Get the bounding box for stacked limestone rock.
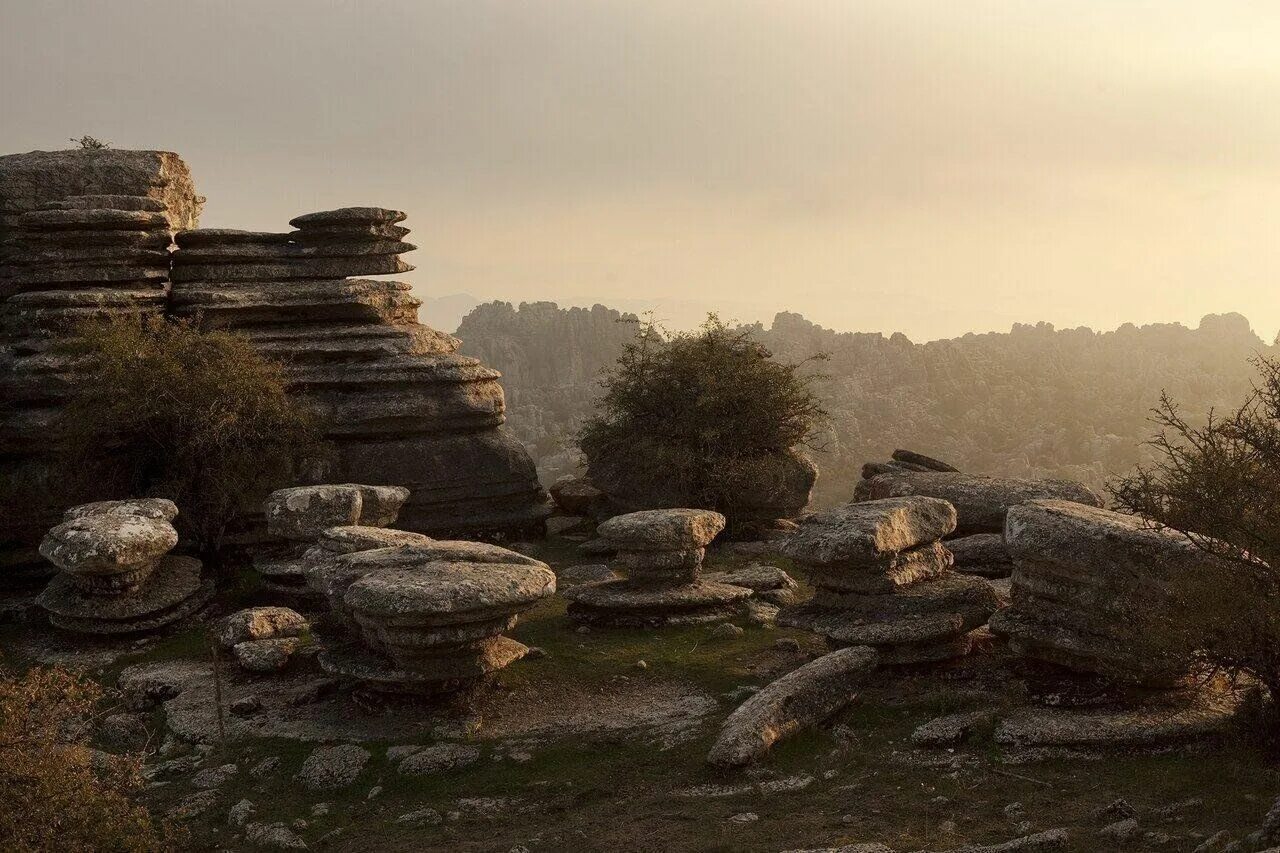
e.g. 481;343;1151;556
989;499;1258;747
218;606;312;674
855;450;1102;579
36;499;212;634
170;208;548;538
256;483;414;600
309;541;555;695
563;509;754;626
0;149;201;581
779;497;1000;664
0;197;176;579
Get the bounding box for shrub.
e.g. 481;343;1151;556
1110;355;1280;700
58;315;326;565
69;135;110;150
579;314;828;519
0;663;179;851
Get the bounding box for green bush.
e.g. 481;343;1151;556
579;314;828;519
58;315;325;565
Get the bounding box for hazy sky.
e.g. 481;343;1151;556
3;1;1279;340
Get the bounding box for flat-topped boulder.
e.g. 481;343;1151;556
321;553;554;694
314;525;432;554
289;207;406;227
597;509;727;552
858;471;1103;535
39;500;180;592
784;497;957;566
264;484;409;541
991;499;1256;684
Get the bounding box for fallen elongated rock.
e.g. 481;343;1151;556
784;498;957;566
707;646;878;767
858;472;1102;535
891;449;959;473
702;563;798;605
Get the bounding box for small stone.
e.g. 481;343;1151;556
1100;818;1140;843
244;821;308;850
233;637;302;673
774;638;802;652
728;812;759;823
634;660;649;671
295;744;370;790
191;763;238;789
310;803;330;817
1094;798;1137;822
397;743;481;776
711;623;745;640
230;696;262;717
396;808;443;826
366;786;383;800
250;756;281;778
219;607;308;648
228;799;256;827
524;646;547;659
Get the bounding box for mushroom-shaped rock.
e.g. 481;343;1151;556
597;509;726;552
324;556;555;691
784;497;957;567
707;646;878;767
40;505;179;592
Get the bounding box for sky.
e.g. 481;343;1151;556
3;1;1279;340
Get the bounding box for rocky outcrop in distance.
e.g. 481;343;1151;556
455;301;1272;504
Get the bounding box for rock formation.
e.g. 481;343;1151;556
0;149;200;583
170;208;549;538
854;452;1103;579
307;540;555;695
988;499;1259;747
218;606;311;673
256;483;413;599
563;508;755;626
707;645;878;767
36;498;212;634
778;497;1000;663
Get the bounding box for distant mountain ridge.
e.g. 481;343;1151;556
457;301;1271;505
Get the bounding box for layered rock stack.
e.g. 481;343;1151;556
256;483;413;600
0;149;200;583
779;497;1000;663
170;208;549;539
855;451;1103;579
308;541;555;695
988;499;1259;747
563;509;754;626
35;498;212;634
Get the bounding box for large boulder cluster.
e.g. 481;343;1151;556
855;451;1104;579
563;508;754;626
169;207;549;538
35;498;212;634
779;497;1000;663
251;480;557;695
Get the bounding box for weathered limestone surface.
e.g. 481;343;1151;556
315;543;556;694
990;499;1255;683
947;533;1014;578
707;646;878;767
35;500;211;634
856;471;1103;535
565;509;753;627
0;151;200;582
779;498;998;663
171;208;548;538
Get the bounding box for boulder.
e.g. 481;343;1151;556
707;646;878;767
858;472;1102;535
784;498;957;566
219;607;309;648
597;508;727;551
